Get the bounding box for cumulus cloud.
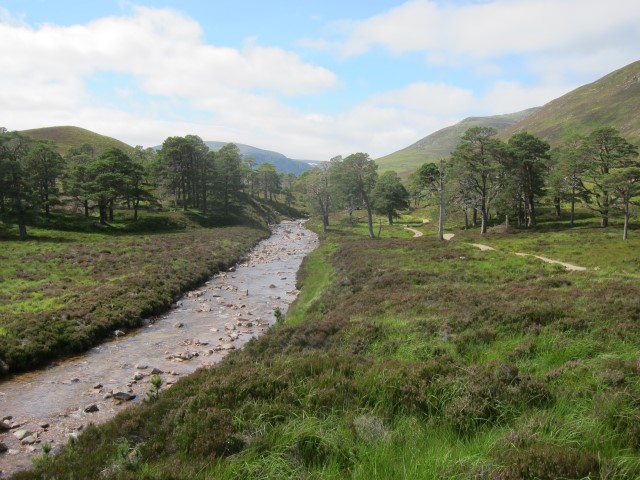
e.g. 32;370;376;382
0;6;338;119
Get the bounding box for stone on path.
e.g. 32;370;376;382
112;392;136;402
84;404;99;413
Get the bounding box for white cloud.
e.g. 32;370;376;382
334;0;640;59
0;6;339;119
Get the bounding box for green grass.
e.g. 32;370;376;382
0;206;287;374
14;207;640;480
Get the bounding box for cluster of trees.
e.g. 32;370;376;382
409;126;639;239
297;153;410;238
297;126;638;242
0;129;295;239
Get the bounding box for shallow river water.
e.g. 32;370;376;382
0;220;318;477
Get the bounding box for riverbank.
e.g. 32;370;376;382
0;220;318;477
0;206;292;376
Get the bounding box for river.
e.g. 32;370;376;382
0;219;318;477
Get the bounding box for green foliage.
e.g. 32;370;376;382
371;170;409;225
146;374;163;402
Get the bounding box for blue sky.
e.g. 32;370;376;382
1;1;639;160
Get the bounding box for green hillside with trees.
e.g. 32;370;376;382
499;60;640;146
375;108;539;177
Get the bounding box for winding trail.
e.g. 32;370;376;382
514;252;587;271
403;226;424;238
468;243;586;271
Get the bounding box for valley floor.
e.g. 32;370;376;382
9;209;640;479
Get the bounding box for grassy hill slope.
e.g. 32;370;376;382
499;60;640;146
19;126;136;156
376;108;539;177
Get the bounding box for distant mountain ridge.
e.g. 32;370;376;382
18;126;316;175
204;141;317;174
498;60;640;146
375;108;540;177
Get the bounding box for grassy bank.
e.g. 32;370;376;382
0;199;303;375
13;210;640;479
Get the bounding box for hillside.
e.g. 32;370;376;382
205;141;317;174
499;60;640;146
19;126;136;156
376;108;539;177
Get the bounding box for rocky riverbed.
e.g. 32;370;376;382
0;220;318;477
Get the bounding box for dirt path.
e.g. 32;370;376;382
403;226;424;238
514;252;587;271
467;243;586;271
471;243;496;251
408;229;585;271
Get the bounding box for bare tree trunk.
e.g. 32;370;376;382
570;186;575;226
623;202;629;240
527;196;536;227
438;184;444;241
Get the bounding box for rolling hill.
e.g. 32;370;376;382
204;141;317;174
498;60;640;146
375;108;539;177
19;126;136;156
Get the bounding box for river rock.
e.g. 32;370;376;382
135;364;148;370
0;442;7;453
173;322;184;328
112;392;136;402
84;404;99;413
113;330;125;337
13;429;31;441
150;367;163;375
93;383;103;389
198;303;212;312
0;421;10;431
39;422;50;429
21;435;37;445
0;359;9;374
133;372;145;381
